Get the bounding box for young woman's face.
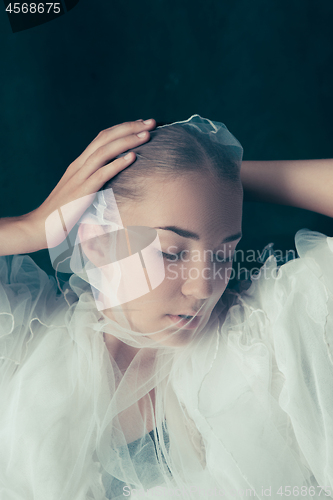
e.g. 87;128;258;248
97;171;243;345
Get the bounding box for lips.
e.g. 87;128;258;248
174;312;202;318
167;314;202;329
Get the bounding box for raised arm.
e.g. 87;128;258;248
0;119;156;257
241;159;333;219
0;214;43;256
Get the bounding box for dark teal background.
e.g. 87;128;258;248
0;0;332;279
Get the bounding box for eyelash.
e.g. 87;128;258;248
160;251;234;263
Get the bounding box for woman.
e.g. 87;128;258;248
0;115;332;499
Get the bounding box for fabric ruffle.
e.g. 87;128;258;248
171;228;333;499
0;228;333;499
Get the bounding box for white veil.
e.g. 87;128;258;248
2;116;333;499
46;114;244;499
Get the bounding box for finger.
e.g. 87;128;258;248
76;130;152;182
47;121;155;195
96;119;156;146
78;119;156;166
82;152;137;193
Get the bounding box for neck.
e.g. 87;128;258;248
103;331;142;371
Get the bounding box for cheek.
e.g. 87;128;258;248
162;263;184;289
212;262;234;292
163;261;233;293
129;275;178;314
225;263;234;282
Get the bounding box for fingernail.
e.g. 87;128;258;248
137;131;147;138
143;119;154;125
124;153;132;160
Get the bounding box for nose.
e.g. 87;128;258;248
180;260;217;300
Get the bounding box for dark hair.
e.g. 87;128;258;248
99;124;242;204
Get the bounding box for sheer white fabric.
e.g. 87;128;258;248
0;228;333;499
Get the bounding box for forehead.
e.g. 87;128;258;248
116;173;243;236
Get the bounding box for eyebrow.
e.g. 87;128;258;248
155;226;242;243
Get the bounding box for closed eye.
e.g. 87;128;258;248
159;251;235;263
161;251;182;261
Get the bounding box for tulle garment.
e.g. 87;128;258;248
0;228;333;499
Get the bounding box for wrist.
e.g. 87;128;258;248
21;210;48;252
